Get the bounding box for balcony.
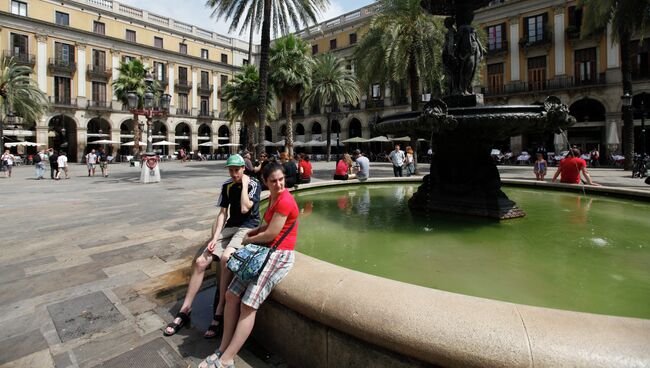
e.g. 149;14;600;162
48;58;76;75
486;40;508;57
3;50;35;67
294;110;305;117
365;99;385;109
219;111;228;119
198;83;213;95
86;64;112;81
519;30;552;50
392;95;409;106
565;25;581;40
175;79;192;91
175;108;191;116
155;78;169;90
86;100;111;110
198;110;214;119
49;96;77;107
483;73;608;97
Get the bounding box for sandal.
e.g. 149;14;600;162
163;311;190;336
198;352;231;368
203;314;224;339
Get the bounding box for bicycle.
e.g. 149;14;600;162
631;153;649;178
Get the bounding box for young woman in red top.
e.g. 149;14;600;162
297;153;313;183
200;162;299;368
333;153;356;180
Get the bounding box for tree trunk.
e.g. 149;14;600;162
246;121;255;153
326;113;332;162
247;5;256;63
256;0;271;157
408;52;420;172
132;114;141;157
285;99;294;157
621;30;634;170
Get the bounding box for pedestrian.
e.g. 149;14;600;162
48;149;59;179
279;152;298;188
590;148;600;167
352;149;370;181
199;162;299;368
333;153;356;180
552;148;597;185
405;146;415;176
98;148;109;177
86;149;98;177
1;150;16;178
533;152;547;181
164;154;261;339
56;151;69;180
242;151;255;177
388;144;406;177
34;149;46;180
297;153;312;184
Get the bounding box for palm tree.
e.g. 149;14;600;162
269;34;312;156
354;0;443;113
303;53;360;161
581;0;650;170
222;64;274;152
112;59;159;156
0;56;48;149
206;0;327;156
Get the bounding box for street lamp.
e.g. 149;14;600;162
324;105;333;162
621;92;634;169
640;92;647;156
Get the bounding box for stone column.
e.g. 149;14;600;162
168;63;175;106
35;123;49;149
509;18;520;81
606;22;620;69
553;7;565;76
111;129;121;157
77;127;87;163
510;135;523;155
191;67;198;115
76;44;87;106
36;34;48;94
212;72;219;116
191;124;199;154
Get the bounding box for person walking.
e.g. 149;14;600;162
388;144;406;177
86;149;98;177
98;148;109;177
164;154;261;339
352;149;370;181
199;162;299;368
48;149;59;179
1;150;16;178
405;146;415;176
56;151;69;180
34;149;46;180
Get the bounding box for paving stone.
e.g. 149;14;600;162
77;236;130;249
52;352;73;368
0;349;55;368
134;311;166;336
96;337;186;368
89;236;188;267
70;324;143;368
0;330;49;365
0;312;47;340
47;291;126;343
0;256;57;285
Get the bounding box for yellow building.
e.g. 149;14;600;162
475;0;650;158
1;0;253;161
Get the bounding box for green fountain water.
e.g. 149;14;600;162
292;184;650;319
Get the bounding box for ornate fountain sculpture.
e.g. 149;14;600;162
374;0;575;219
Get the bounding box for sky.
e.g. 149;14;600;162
120;0;376;42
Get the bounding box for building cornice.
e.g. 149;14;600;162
474;0;569;24
0;12;242;74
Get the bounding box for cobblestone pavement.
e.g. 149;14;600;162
0;159;647;367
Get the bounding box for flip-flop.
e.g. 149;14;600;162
203;315;224;339
163;311;190;336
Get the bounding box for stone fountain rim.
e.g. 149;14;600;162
260;178;650;368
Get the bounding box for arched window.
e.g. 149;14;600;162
569;98;606;122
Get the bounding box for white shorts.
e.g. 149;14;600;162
209;227;250;258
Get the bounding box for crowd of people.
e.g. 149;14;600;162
1;148;112;180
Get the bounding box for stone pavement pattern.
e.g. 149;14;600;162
0;160;647;367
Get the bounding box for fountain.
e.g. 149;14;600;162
374;0;575;219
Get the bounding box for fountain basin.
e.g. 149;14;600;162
251;179;650;368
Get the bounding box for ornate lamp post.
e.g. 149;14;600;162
126;75;171;183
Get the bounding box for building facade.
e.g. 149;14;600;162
1;0;254;161
475;0;650;158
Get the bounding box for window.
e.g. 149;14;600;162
55;42;75;65
92;82;107;102
10;33;28;57
487;24;504;51
122;55;135;63
54;76;71;103
527;56;546;91
568;6;583;29
11;1;27;16
154;37;163;48
201;49;209;59
220;53;228;63
330;39;337;50
179;43;188;54
55;11;69;26
349;33;357;45
631;40;650;79
575;48;597;85
526;14;547;43
312;44;318;55
154;61;166;81
93;21;105;35
178;66;188;83
201;71;209;86
92;49;106;70
200;97;209;115
487;63;504;94
220;75;228;98
125;29;136;42
371;83;381;99
177;93;189;111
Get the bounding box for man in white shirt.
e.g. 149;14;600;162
86;149;98;177
388;144;405;177
56;151;69;180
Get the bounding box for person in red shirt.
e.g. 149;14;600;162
333;153;356;180
200;162;299;368
552;148;597;185
297;153;313;183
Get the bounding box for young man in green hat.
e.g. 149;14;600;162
164;154;262;338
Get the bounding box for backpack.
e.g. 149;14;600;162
33;153;42;164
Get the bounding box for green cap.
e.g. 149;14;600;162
225;154;245;167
